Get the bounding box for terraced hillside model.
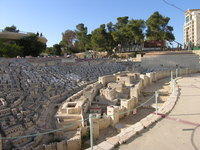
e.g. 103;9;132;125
0;51;200;149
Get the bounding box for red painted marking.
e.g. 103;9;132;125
153;112;200;126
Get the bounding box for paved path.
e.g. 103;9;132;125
118;74;200;150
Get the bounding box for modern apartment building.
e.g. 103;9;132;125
184;9;200;48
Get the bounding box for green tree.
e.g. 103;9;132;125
3;25;19;32
60;29;78;54
111;17;145;52
111;17;130;51
91;24;110;51
75;23;90;51
115;16;129;29
106;22;115;32
111;17;133;51
0;40;23;57
111;25;132;50
17;34;46;57
146;11;175;42
44;47;54;55
128;19;145;43
106;22;116;51
53;44;62;56
58;12;175;53
61;30;76;48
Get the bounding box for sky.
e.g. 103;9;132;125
0;0;199;47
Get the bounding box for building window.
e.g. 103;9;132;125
186;16;190;23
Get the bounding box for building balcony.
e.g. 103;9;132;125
0;30;47;43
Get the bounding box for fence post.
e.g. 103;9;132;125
155;91;158;115
176;68;178;78
89;114;93;150
173;79;176;93
171;71;173;81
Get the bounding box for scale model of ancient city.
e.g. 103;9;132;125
0;5;200;150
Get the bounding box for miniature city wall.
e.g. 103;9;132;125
51;68;199;150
